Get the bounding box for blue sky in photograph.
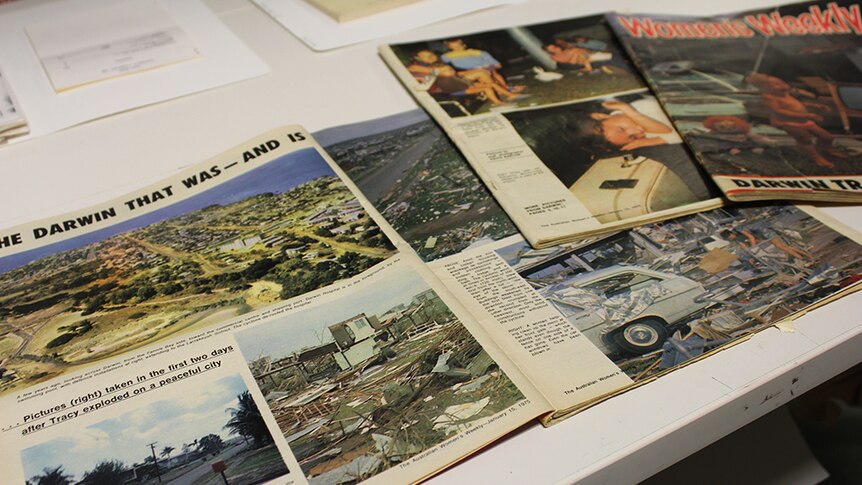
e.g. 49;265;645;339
234;263;431;362
0;147;334;273
20;374;249;481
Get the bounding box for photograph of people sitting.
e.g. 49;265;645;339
671;68;862;178
745;71;844;169
391;16;644;116
440;38;525;94
544;36;615;73
407;50;527;107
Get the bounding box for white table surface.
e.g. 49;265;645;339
1;0;860;483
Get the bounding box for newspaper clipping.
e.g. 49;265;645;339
7;116;862;483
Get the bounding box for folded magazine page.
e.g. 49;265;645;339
608;0;862;202
0;126;547;484
319;110;862;424
380;15;723;249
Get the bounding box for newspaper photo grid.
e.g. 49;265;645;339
3;121;862;484
317;109;862;424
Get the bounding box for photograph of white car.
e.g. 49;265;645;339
497;204;862;381
540;265;709;355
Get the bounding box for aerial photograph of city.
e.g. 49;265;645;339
0;148;396;395
316;111;518;261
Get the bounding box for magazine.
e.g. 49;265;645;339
379;15;724;249
608;0;862;202
4;120;862;484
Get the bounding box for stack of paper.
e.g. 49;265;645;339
0;0;269;141
305;0;424;22
0;68;28;144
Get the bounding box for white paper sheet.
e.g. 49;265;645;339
0;68;23;128
306;0;425;22
0;0;269;139
26;1;201;92
254;0;524;51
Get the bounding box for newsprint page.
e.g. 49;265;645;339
379;15;723;249
0;127;552;485
608;0;862;203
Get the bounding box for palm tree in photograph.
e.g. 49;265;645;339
160;445;175;466
79;460;126;485
28;466;73;485
197;434;225;456
224;390;272;448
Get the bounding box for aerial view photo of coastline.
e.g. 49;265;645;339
0;148;395;395
317;111;517;261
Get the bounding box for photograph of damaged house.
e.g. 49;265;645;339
498;204;862;381
234;265;524;484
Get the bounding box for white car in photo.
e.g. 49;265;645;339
541;265;709;355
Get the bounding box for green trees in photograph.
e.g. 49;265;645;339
27;466;73;485
224;391;271;449
78;460;126;485
197;434;225;456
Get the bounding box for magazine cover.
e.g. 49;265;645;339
608;0;862;202
380;15;723;249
